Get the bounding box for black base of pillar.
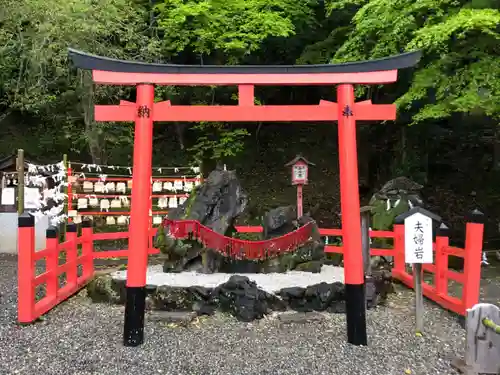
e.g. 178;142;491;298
123;286;146;347
345;283;368;346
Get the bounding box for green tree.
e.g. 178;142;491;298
326;0;500;122
0;0;161;161
153;0;319;168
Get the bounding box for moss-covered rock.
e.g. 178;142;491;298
86;273;125;304
293;261;323;273
325;253;343;266
152;286;197;311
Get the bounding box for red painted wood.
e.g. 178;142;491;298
296;184;303;218
92;70;398;86
462;222;484;311
337;84;364;285
17;225;35;323
392;270;464;315
95;103;396;122
434;235;450;295
238;85;255;106
127;84;155;288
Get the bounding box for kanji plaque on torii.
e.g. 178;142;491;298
93;93;396;122
68;48;421;348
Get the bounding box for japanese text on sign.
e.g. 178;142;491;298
413;221;424;260
293;165;307;181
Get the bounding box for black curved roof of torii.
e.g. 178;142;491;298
68;48;422;74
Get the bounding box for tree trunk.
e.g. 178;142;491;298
174;122;185;150
493;124;500;171
80;71;107;164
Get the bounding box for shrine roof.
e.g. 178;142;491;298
285;155;316;167
68;48;421;75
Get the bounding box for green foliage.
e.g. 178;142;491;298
155;0;316;62
0;0;161;159
328;0;500;123
188;122;249;162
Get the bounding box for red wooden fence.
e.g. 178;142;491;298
17;214;483;323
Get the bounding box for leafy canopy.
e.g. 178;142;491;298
328;0;500;123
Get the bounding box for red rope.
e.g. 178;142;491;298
161;219;315;260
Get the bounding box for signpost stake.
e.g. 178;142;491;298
296;184;303;218
413;263;424;333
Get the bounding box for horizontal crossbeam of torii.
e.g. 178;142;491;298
95;97;395;122
68;48;421;349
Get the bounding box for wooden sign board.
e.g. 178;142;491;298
292;162;308;185
404;212;433;264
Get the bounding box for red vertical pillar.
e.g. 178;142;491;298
462;209;484;312
81;218;94;280
337;84;367;346
123;83;155;347
18;213;35;323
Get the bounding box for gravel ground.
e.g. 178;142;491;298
112;264;345;293
2;254;499;375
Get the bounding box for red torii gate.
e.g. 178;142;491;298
68;48;421;347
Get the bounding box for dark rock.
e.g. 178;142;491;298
262;206;297;239
327;301;346;314
258;211;326;273
372;270;395;304
278;282;345;312
155;173;325;274
155;167;248;273
277;311;327;324
153;286;197;311
149;311;197;325
86;273;125;304
365;276;379;308
193;301;217;316
211;275;286;321
187;285;212;301
86;272;393;321
278;287;305;299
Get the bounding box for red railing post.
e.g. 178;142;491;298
81;218;94;279
66;222;78;287
434;223;450;296
392;224;405;277
18;213;35;323
462;209;484;312
45;226;59;303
